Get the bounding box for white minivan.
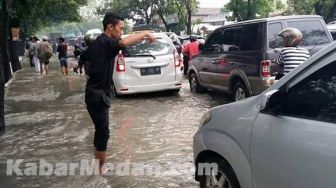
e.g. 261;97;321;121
111;33;183;96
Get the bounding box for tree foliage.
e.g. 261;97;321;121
223;0;283;21
287;0;336;23
10;0;88;34
99;0;198;34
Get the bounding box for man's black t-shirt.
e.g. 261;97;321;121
85;33;121;106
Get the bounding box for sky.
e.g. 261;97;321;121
198;0;228;8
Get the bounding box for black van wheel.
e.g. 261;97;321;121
189;73;206;93
198;157;241;188
233;82;249;101
111;82;119;98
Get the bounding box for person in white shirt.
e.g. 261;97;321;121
30;36;40;73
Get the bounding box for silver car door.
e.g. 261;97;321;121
251;60;336;188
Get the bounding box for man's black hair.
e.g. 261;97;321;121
103;12;124;31
59;37;65;42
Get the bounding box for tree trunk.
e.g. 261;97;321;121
0;46;5;134
0;0;11;133
314;1;323;16
247;0;252;20
187;8;192;35
145;10;150;24
158;10;169;31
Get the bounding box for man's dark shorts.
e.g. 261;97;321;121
60;58;68;67
86;101;110;151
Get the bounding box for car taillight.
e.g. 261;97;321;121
174;49;182;67
261;60;271;77
116;51;125;72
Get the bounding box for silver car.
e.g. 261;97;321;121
193;42;336;188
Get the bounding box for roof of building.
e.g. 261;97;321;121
194;8;222;16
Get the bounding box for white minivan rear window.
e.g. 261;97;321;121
125;38;172;56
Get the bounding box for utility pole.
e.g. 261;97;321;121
0;0;13;134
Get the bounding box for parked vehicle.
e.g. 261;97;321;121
85;28;102;38
327;23;336;40
193;41;336;188
179;35;205;45
188;15;333;101
67;37;81;57
49;32;62;41
165;32;183;54
111;32;183;96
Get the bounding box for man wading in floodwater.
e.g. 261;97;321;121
84;12;155;174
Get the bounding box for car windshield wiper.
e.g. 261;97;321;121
133;54;156;59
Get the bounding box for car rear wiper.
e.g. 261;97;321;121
133;54;156;59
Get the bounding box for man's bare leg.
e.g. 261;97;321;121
95;150;107;174
61;66;66;75
41;63;46;74
45;64;49;74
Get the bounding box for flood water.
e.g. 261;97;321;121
0;57;231;188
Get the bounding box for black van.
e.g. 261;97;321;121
188;15;333;101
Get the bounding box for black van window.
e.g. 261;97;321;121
222;29;241;52
268;22;283;49
331;31;336;41
240;24;261;51
287;20;330;46
204;31;222;52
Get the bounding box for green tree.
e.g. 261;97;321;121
223;0;279;21
99;0;198;34
99;0;157;24
287;0;336;23
152;0;198;34
10;0;88;34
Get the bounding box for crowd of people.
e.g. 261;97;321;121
26;35;86;76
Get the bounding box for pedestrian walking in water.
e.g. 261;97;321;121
84;12;155;174
30;36;40;73
27;36;35;68
182;35;200;75
37;36;53;74
57;37;68;75
52;40;58;55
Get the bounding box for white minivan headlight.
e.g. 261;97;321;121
199;111;212;128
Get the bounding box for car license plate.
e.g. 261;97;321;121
140;67;161;76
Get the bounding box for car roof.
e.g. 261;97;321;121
179;35;204;39
215;15;323;31
327;24;336;31
123;32;169;38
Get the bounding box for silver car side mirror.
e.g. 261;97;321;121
259;90;279;111
259;89;285;116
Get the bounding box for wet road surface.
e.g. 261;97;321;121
0;57;232;188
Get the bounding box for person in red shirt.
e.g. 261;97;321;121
182;35;200;74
